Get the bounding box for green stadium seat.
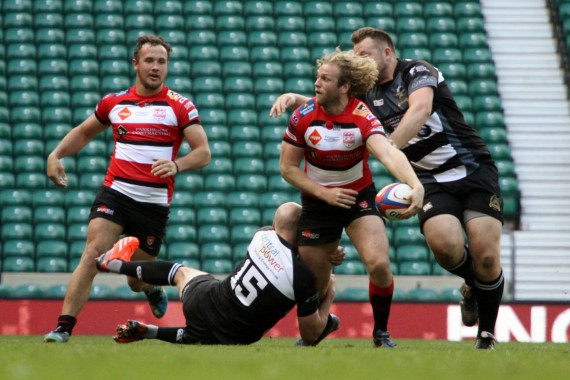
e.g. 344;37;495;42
230;225;258;244
45;284;68;299
37;257;68;273
425;2;453;17
463;47;494;64
252;61;283;79
446;79;468;96
201;242;232;261
14;156;45;173
254;78;285;94
231;141;263;159
468;80;498;96
256;94;281;111
67;206;90;225
336;16;365;33
226;191;259;208
4;28;35;44
224;77;254;93
396;245;429;263
230;125;260;142
437;62;466;80
34;222;66;241
236;174;268;192
64;190;96;208
246;16;275;32
215;15;245;31
198;224;230;244
41;91;70;107
167;224;197;242
34;206;66;224
305;16;335;33
432;262;448;276
275;16;304;32
193;191;226;208
274;1;303;16
7;43;37;60
2;257;35;272
280;47;310;63
398;32;428;49
13;284;46;297
277;31;307;48
2;237;35;259
167;241;200;261
234;157;264;175
399;261;431;276
250;46;280;62
499;176;520;197
454;2;483;18
8;75;38;91
334;1;362;17
337;287;368;302
113;285;146;300
394;226;425;246
90;284;114;299
201;259;234;274
213;0;242;15
201;157;233;175
432;47;463;64
402;47;432;61
495;160;516;177
397;17;426;33
0;156;13;173
457;17;485;33
439;287;461;301
232;242;250;262
263;142;284;159
197;207;228;225
244;1;273;16
479;127;508;144
394;2;423;17
229;208;262;226
429;32;459;49
0;189;32;207
204;174;235;192
1;206;32;224
475;111;505;129
0;173;16;188
202;124;229;141
16;172;48;189
176;173;204;191
407;288;439;301
334;260;367;275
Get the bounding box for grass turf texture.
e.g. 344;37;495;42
1;336;568;380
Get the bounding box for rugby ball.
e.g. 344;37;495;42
375;183;412;221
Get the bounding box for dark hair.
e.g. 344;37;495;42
351;27;396;51
133;35;172;61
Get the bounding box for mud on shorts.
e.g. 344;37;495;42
418;163;504;231
89;186;169;256
298;184;382;246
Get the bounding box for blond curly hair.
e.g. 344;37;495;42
317;48;379;98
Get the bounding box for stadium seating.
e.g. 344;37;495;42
0;1;515;284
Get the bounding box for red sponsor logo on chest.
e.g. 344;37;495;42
309;130;322;145
118;108;131;120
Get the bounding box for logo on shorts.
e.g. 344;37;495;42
489;194;502;212
96;205;114;215
301;230;319;239
146;236;155;247
136;266;143;280
423;202;433;212
359;200;369;209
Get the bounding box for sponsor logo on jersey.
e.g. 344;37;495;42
118;107;132;120
167;90;183;101
373;99;384;107
299;100;316;116
96;205;114;215
117;125;129;136
113;89;130;97
285;128;297;142
395;85;408;108
352;102;370;117
301;230;319;239
409;65;429;76
291;113;299;126
309;129;322;145
153;107;166;121
417;125;432;138
188;109;198;120
343;131;355;148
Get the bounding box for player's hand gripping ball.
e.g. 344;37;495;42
375;183;412;220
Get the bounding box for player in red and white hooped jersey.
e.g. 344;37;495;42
44;35;211;344
95;85;201;205
277;49;423;348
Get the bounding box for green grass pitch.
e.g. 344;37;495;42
0;336;568;380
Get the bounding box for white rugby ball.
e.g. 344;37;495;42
375;183;412;221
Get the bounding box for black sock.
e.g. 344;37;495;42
156;327;186;344
119;261;182;286
447;246;475;287
369;280;394;332
474;271;504;336
56;315;77;335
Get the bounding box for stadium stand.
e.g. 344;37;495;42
0;0;522;302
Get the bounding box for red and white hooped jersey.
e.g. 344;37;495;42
94;85;201;205
283;97;386;194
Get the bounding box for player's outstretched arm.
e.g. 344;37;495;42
269;93;310;117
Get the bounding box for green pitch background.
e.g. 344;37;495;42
0;336;568;380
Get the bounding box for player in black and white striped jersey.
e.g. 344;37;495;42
96;202;342;346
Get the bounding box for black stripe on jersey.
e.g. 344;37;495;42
402;131;449;162
309;120;359;129
305;155;363;172
117;139;174;147
117;100;170;107
114;176;168;189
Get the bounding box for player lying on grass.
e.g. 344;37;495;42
96;202;342;346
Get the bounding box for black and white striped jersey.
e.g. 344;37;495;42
361;59;494;184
